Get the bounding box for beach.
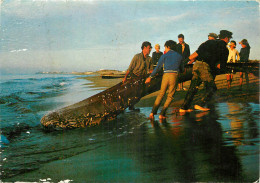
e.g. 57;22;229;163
2;72;259;182
2;0;260;182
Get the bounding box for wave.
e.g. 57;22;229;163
28;78;38;81
41;81;68;90
59;82;67;86
26;91;40;95
1;81;21;85
0;93;26;105
1;75;70;86
0;93;35;115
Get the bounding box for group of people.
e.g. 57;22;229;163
151;34;191;91
226;39;251;89
122;30;251;120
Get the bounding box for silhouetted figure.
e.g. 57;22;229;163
176;34;190;91
239;39;251;90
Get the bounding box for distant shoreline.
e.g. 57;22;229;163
35;69;126;76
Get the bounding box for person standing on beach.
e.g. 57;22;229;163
208;33;218;40
151;44;163;68
145;40;182;119
123;41;153;110
226;40;240;89
176;34;190;91
180;30;232;112
239;39;251;89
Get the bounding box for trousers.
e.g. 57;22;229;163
181;61;217;110
151;73;178;116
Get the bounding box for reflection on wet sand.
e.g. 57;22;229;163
144;108;243;182
227;103;244;146
226;103;258;146
3;103;258;182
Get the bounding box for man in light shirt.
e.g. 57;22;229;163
226;40;240;89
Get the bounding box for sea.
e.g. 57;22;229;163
0;74;259;182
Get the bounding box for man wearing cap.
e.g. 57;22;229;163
123;41;153;110
208;33;218;40
239;39;251;89
180;30;232;112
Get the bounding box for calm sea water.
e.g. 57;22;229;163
0;74;259;182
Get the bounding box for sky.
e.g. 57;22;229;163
0;0;259;74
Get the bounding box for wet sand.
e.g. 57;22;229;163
79;75;123;89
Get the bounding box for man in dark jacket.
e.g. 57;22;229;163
180;30;232;112
239;39;251;89
151;44;163;68
176;34;190;90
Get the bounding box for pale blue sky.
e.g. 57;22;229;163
0;0;259;74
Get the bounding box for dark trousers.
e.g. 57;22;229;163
181;61;217;110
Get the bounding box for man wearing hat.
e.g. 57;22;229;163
180;30;232;112
123;41;153;110
208;33;218;40
239;39;251;89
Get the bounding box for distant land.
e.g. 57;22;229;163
36;71;96;75
36;69;126;78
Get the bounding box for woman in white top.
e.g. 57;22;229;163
227;40;240;89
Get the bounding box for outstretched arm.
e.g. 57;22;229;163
123;56;137;83
145;56;164;84
236;50;240;62
122;70;130;83
188;52;198;64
